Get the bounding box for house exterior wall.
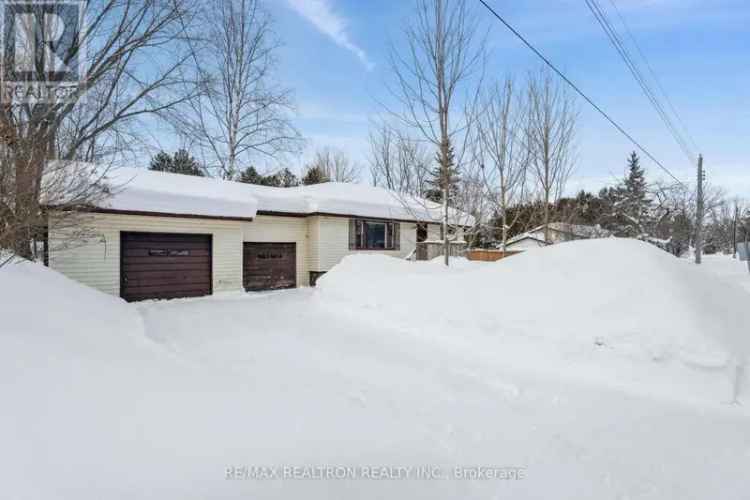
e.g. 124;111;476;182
427;224;441;241
240;215;309;287
308;216;422;272
48;212;244;296
506;237;547;251
49;211;442;296
529;229;564;244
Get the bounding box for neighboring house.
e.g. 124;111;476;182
48;167;471;301
504;223;611;252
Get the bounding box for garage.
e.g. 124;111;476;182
120;232;212;302
243;242;296;291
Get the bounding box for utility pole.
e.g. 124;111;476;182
694;154;705;265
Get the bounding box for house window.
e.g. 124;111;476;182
349;219;400;250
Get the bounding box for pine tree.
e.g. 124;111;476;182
238;166;264;185
619;151;651;237
149;151;173;173
301;166;330;185
149;149;205;177
277;168;300;187
424;143;460;204
599;152;652;237
171;149;205;177
238;166;300;187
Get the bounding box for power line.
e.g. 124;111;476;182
585;0;696;165
476;0;687;187
605;0;699;154
585;0;695;162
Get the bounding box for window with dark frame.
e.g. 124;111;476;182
349;219;400;251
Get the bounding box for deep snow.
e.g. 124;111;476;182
2;239;750;499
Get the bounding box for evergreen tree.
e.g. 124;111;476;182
597;186;620;231
301;166;330;185
149;149;205;177
424;143;460;204
171;149;205;177
238;166;265;185
238;166;300;187
149;151;173;173
276;168;300;187
599;152;652;237
618;151;651;237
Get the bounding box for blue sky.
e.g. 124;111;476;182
261;0;750;197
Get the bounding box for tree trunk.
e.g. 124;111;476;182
443;184;449;266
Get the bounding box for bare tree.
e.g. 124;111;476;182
368;122;431;196
307;147;359;183
387;0;485;265
0;0;200;260
172;0;302;179
476;78;530;250
526;68;578;243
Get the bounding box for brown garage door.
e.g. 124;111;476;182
121;232;212;302
243;242;296;291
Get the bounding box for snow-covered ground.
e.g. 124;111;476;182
2;239;750;499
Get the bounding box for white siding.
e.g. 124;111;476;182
49;211;439;295
506;237;547;251
241;215;310;286
307;215;321;273
49;212;244;296
310;216;419;272
427;223;441;241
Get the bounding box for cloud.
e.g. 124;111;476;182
285;0;374;71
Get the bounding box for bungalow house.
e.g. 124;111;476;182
48;167;471;301
504;222;611;251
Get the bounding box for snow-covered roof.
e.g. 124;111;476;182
87;166;474;224
527;222;612;239
505;232;550;247
290;182;472;225
96;167;259;220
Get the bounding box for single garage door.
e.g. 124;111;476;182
121;232;212;302
243;242;296;291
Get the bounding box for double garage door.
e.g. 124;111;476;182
120;232;296;301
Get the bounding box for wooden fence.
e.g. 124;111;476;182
416;241;467;261
465;249;521;262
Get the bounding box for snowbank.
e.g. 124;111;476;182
0;258;142;342
317;239;750;403
3;241;750;499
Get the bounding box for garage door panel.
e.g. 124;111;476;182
124;275;211;287
243;243;296;291
123;282;212;294
123;289;208;302
121;242;212;251
121;232;212;302
122;255;211;265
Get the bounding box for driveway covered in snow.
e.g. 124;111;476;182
2;239;750;499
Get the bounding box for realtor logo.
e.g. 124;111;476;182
1;0;85;104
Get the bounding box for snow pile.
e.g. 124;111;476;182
696;254;750;294
317;239;750;402
2;244;750;498
0;258;142;341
